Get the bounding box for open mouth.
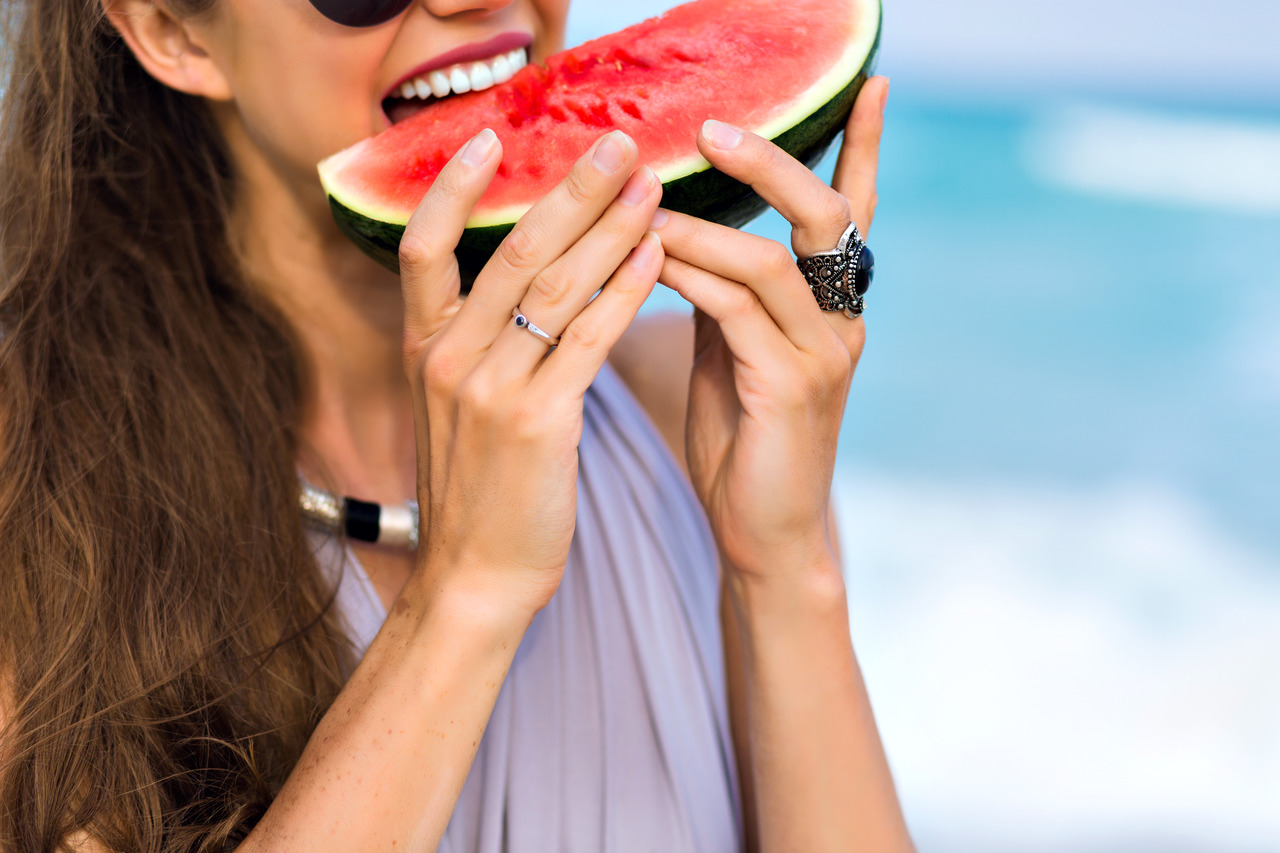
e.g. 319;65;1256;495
382;47;529;125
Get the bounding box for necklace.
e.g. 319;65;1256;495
299;477;419;551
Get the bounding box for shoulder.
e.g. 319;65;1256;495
606;309;695;478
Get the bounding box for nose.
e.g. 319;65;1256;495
419;0;514;16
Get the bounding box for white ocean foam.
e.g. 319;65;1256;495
1023;104;1280;215
832;472;1280;852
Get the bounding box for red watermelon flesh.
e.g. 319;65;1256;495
319;0;882;230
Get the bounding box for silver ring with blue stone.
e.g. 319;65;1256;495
511;305;561;347
796;221;875;319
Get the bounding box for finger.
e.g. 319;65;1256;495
399;129;503;365
650;208;833;355
658;256;794;372
696;119;852;260
483;165;662;382
531;232;664;398
450;130;640;348
831;75;889;235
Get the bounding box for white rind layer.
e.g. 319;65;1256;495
320;0;881;229
650;0;881;186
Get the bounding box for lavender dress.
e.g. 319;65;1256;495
308;358;743;852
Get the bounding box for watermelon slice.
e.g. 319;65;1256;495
318;0;882;282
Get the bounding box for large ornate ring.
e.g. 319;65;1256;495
796;221;875;319
512;305;561;347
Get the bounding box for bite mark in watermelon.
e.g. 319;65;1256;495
317;0;882;283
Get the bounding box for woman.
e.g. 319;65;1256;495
0;0;910;849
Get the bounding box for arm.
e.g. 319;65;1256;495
724;553;912;852
240;571;533;851
609;314;871;852
620;76;913;851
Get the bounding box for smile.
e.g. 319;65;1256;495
396;48;528;102
382;35;532;126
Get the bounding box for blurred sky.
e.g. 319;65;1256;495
572;0;1280;106
859;0;1280;105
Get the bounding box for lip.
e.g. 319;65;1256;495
382;31;534;105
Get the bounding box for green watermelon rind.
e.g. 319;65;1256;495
328;2;881;286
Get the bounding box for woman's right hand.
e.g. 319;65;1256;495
238;132;662;853
397;128;664;615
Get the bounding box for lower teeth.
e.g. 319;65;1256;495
386;97;436;123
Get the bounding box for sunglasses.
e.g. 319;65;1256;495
307;0;414;28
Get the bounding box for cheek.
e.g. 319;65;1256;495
531;0;570;51
230;32;388;183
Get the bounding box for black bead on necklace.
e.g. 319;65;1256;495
299;477;419;551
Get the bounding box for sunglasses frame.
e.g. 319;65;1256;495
306;0;414;28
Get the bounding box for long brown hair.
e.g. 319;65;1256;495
0;1;356;850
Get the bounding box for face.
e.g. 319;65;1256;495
183;0;570;206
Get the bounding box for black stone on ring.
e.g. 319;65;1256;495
511;305;561;347
796;222;875;319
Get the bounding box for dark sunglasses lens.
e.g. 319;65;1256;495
308;0;413;27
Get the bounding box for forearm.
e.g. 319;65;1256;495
727;557;913;853
239;570;535;852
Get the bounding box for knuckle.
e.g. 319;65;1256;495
397;231;433;277
421;345;462;393
456;374;497;417
498;227;541;273
749;139;781;171
728;286;762;320
762;241;797;279
528;264;576;308
821;191;854;232
563;168;599;208
610;265;651;299
559;315;605;353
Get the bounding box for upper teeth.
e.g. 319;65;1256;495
397;48;528;101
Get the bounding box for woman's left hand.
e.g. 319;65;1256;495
653;75;889;580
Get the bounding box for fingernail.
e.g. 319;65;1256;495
461;128;497;166
619;166;656;206
880;78;891;115
593;130;632;174
702;119;742;150
649;209;669;229
629;232;659;269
